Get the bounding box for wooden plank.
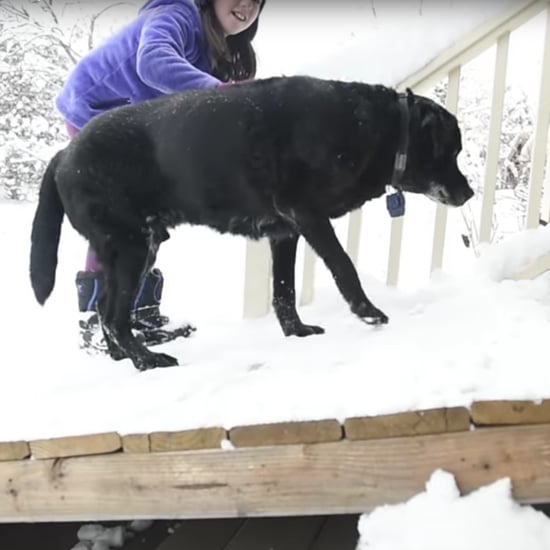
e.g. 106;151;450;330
471;400;550;425
345;407;470;440
122;434;150;454
0;441;30;462
224;516;325;550
29;433;121;460
229;420;342;448
155;518;244;550
150;428;225;452
2;424;550;522
309;515;360;550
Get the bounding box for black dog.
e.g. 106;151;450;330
30;76;473;371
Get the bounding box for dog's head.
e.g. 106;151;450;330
397;94;474;207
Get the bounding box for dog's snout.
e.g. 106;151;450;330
457;182;475;206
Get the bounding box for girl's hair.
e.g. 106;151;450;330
197;0;265;82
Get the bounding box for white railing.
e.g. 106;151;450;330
243;0;550;318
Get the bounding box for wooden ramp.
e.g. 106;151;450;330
2;401;550;523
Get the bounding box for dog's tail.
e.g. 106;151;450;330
30;150;65;305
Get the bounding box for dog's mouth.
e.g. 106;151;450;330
426;184;451;205
426;182;474;207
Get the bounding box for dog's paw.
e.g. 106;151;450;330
361;314;389;326
284;323;325;337
135;351;179;371
353;303;389;325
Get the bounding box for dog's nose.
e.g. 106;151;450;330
456;184;474;206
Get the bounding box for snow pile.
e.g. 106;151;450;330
357;470;550;550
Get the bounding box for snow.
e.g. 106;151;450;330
356;470;550;550
4;199;550;441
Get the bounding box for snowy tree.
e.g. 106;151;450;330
427;72;535;251
0;0;130;201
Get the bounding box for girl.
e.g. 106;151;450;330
56;0;266;352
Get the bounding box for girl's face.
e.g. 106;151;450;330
213;0;261;36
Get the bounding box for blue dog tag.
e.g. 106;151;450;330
386;191;405;217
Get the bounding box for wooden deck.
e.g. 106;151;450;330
2;400;550;523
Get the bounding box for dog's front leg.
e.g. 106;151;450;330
269;235;324;337
289;210;389;326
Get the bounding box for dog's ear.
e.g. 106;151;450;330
406;87;415;107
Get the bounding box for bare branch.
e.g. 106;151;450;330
39;0;59;26
87;3;128;51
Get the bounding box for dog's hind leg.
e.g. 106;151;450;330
96;270;127;361
269;235;324;337
280;206;389;326
100;237;179;371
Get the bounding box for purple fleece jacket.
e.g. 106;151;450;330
55;0;220;129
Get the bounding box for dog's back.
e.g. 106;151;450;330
55;76;386;240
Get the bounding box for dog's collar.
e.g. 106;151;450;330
386;95;409;218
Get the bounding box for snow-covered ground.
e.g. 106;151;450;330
5;196;550;442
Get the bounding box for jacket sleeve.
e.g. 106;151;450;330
136;10;221;93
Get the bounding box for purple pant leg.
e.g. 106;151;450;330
65;121;103;272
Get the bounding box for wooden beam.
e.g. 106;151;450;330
122;434;151;454
471;400;550;425
29;433;121;460
0;441;30;462
150;428;226;452
345;407;470;440
229;420;342;448
2;424;550;523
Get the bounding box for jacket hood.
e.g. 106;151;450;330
140;0;198;13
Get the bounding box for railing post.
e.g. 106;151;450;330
346;208;363;266
300;242;316;306
242;238;271;319
430;66;461;274
526;5;550;229
386;216;404;286
479;32;511;243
